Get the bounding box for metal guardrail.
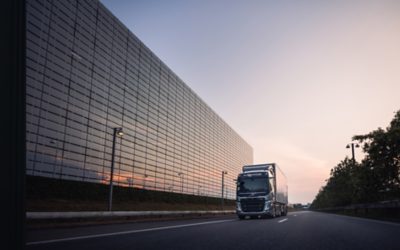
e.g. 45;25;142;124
316;200;400;211
27;210;236;220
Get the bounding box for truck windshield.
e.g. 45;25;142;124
237;177;269;193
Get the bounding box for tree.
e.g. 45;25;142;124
312;110;400;209
311;158;358;208
353;110;400;201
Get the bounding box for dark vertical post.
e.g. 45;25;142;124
108;128;117;211
2;0;26;249
221;171;226;210
346;142;358;163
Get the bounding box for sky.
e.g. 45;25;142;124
101;0;400;204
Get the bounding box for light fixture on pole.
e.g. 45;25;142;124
346;142;359;162
221;171;228;209
108;127;123;212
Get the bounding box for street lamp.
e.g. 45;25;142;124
221;171;228;209
108;127;123;211
346;142;360;162
178;172;184;193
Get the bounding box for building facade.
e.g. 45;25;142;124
26;0;253;199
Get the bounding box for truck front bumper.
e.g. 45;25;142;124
236;209;274;217
236;201;274;217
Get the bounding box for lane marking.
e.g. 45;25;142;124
27;219;235;246
278;218;288;223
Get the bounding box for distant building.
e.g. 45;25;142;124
26;0;253;198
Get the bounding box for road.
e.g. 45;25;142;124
26;211;400;250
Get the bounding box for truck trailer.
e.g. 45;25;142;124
236;163;288;219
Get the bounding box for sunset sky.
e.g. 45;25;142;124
101;0;400;204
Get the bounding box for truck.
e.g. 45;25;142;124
236;163;288;219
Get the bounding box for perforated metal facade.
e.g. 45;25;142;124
26;0;253;198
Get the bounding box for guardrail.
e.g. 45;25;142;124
27;210;236;220
313;200;400;222
315;200;400;211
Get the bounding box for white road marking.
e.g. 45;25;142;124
278;218;288;223
26;219;235;246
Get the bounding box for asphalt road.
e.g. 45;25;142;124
26;211;400;250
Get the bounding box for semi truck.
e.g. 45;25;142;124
236;163;288;219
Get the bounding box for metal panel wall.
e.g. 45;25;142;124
26;0;253;198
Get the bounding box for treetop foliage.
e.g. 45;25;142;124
311;110;400;209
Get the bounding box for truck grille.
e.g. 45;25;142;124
240;198;265;212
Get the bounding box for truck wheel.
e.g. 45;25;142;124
238;215;245;220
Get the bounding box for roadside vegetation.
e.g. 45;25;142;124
311;110;400;209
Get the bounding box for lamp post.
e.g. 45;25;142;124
346;142;360;162
178;172;184;193
221;171;228;209
108;127;124;211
